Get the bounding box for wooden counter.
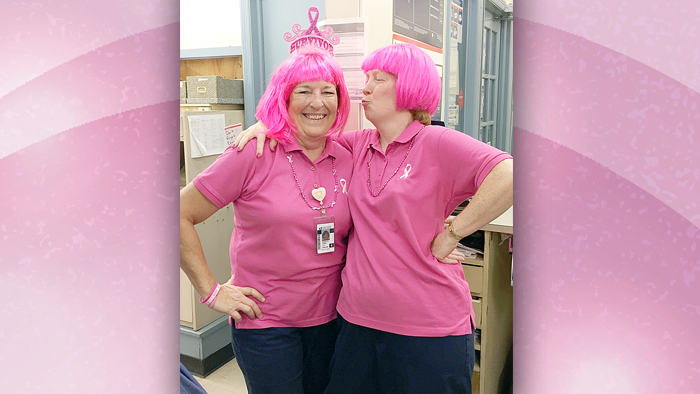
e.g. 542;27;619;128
465;206;513;394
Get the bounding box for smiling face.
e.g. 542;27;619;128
288;80;338;141
361;69;399;123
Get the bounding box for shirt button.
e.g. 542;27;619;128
311;166;316;170
314;184;318;188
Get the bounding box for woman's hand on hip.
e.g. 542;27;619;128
213;278;266;323
431;231;465;264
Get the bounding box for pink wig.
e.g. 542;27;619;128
255;50;351;142
361;43;441;115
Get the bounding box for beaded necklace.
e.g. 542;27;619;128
287;153;338;215
366;126;424;197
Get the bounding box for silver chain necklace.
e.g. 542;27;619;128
366;126;424;197
287;153;338;215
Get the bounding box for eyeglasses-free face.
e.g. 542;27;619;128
361;69;399;123
288;80;339;141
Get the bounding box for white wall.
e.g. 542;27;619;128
180;0;243;50
359;0;394;54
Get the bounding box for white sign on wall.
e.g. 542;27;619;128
450;0;463;43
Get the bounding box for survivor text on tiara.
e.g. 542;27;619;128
290;36;334;55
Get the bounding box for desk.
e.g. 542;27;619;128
462;206;513;394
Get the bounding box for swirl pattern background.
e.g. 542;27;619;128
514;2;699;392
1;1;179;392
0;0;698;392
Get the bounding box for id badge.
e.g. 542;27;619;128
314;215;335;254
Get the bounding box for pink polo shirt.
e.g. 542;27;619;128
333;120;512;337
193;137;353;329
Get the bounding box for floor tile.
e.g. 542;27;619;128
194;359;247;394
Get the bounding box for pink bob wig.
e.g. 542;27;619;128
361;43;441;115
255;49;351;142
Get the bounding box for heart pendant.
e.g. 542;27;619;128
311;187;326;203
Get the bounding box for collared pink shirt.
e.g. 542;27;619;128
333;120;512;337
193;137;353;329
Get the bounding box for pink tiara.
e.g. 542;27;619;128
284;7;340;55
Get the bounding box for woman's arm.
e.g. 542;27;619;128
180;183;265;322
431;159;514;261
232;122;360;156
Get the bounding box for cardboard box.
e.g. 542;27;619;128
186;75;244;104
180;81;187;104
472;298;482;329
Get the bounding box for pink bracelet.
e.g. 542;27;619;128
199;283;221;309
205;286;220;308
199;283;218;303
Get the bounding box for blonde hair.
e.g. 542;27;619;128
410;109;432;125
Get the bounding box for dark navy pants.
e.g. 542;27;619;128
324;314;475;394
230;319;337;394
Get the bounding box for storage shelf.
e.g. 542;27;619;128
461;216;513;394
462;254;484;266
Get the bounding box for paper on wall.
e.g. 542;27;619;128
225;123;243;146
318;18;368;101
187;114;227;158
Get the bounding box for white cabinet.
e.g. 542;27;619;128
180;105;245;330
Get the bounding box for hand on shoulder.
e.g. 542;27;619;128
233;122;277;157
